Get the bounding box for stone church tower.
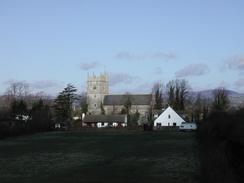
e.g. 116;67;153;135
87;73;109;114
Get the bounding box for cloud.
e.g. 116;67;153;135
31;80;63;89
175;64;209;78
217;81;230;89
3;79;27;85
154;67;163;75
235;78;244;88
79;62;100;71
225;55;244;71
110;81;153;94
109;73;139;87
131;82;154;94
115;51;176;61
3;79;64;94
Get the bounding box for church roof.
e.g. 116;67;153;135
83;115;126;123
103;94;152;106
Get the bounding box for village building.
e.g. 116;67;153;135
87;73;153;114
154;106;185;127
87;73;109;115
85;73;154;126
103;94;153;115
83;114;127;128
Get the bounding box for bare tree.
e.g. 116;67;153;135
179;79;190;111
193;94;203;122
166;80;175;107
152;82;164;110
4;81;30;108
5;81;30;99
175;80;180;110
166;79;190;111
212;88;229;111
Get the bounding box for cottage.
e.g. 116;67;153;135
154;106;185;127
83;114;127;128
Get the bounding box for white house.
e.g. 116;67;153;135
154;106;185;127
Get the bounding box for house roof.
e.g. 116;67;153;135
103;94;152;106
83;115;126;123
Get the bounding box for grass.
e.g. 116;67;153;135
0;130;199;183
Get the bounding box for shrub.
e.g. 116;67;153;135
197;109;244;183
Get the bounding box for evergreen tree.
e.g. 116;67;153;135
30;99;52;131
130;110;140;127
54;84;77;128
11;99;28;120
123;95;132;126
80;92;88;115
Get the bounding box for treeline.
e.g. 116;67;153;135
0;97;54;138
0;82;54;138
152;79;190;111
0;99;53;139
0;82;80;139
197;108;244;183
152;79;209;123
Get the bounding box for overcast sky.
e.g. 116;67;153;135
1;0;244;95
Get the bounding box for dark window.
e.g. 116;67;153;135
168;114;171;119
101;122;104;126
173;123;176;126
94;104;97;107
156;123;161;127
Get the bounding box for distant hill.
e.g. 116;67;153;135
192;89;239;99
191;89;244;107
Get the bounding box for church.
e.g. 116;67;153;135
83;73;154;127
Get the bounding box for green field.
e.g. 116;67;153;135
0;130;199;183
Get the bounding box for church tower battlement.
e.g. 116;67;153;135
87;72;109;114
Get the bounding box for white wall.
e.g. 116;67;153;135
96;122;126;128
154;107;185;127
97;122;109;128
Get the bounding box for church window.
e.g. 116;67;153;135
94;104;97;107
168;115;171;119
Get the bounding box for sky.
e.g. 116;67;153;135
0;0;244;96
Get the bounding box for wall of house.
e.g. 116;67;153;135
82;122;126;128
154;107;185;127
96;122;126;128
